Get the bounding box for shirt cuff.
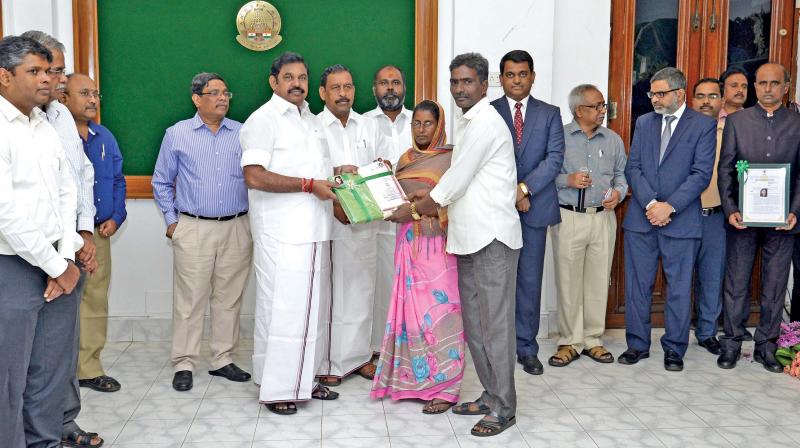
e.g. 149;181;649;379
646;199;657;210
41;253;69;279
164;210;179;226
241;148;272;169
77;215;95;233
429;185;449;208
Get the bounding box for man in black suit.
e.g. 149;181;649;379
491;50;564;376
717;62;800;372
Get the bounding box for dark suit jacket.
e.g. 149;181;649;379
718;104;800;234
491;95;564;228
622;107;717;239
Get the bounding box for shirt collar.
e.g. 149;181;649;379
660;102;686;121
371;105;412;123
190;112;234;131
87;120;100;137
565;119;607;138
505;95;529;112
755;102;785;118
0;94;43;124
270;93;310;116
462;97;490;121
320;106;360;127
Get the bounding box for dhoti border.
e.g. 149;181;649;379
252;234;331;403
320;237;377;378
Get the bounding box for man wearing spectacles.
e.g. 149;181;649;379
315;64;390;386
152;72;251;392
490;49;565;376
64;73;128;398
363;65;413;364
688;78;726;357
20;30;104;448
620;67;716;372
548;84;627;368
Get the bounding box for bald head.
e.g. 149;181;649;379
64;73;99;123
754;62;790;109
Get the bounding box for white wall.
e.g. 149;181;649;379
438;0;613;336
2;0;75;72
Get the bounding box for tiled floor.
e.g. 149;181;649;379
77;330;800;447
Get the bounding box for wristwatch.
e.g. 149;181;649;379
410;202;422;221
518;182;530;196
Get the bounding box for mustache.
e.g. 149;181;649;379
288;87;305;95
335;98;351;104
453;93;470;100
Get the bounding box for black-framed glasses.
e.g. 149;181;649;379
647;88;680;99
579;103;608;111
66;89;102;100
46;68;66;76
198;90;233;99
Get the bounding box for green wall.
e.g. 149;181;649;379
97;0;415;175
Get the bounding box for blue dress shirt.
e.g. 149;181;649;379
82;121;127;227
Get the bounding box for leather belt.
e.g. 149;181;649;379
701;205;722;217
559;204;603;214
180;211;247;221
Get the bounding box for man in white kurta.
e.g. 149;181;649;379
316;65;389;382
363;65;413;354
240;52;338;410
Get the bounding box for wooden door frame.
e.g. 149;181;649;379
73;0;439;199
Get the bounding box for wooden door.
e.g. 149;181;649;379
605;0;798;328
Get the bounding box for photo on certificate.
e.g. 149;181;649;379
738;162;791;227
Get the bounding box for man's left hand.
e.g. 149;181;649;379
408;188;437;215
76;230;96;265
646;201;673;226
516;197;531;213
602;190;621;210
333;202;350;225
777;213;797;231
334;165;359;175
83;258;98;274
98;219;118;238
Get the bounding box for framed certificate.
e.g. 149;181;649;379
739;163;790;227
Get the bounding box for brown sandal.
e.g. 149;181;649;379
548;345;580;367
422;399;455;414
582;346;615;363
357;362;377;380
317;375;341;387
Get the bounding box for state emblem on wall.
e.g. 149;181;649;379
235;1;283;51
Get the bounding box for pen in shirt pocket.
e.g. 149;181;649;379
101;143;105;161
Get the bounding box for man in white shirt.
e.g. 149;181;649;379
19;30;103;448
363;65;414;358
240;52;339;415
316;64;389;385
0;35;82;448
413;53;522;437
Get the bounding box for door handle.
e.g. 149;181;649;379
692;0;701;31
709;0;717;32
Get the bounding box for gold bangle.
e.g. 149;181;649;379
410;202;422;221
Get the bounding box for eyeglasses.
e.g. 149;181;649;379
198;90;233;99
647;88;680;99
67;89;102;100
693;93;720;100
46;68;65;76
578;103;608;111
411;120;436;129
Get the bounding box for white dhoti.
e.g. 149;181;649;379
320;237;377;378
371;229;396;352
252;234;331;403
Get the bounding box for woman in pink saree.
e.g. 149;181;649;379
371;100;465;414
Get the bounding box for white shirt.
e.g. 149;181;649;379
318;107;390;240
505;95;529;119
660;102;686;135
430;97;522;255
240;94;332;244
363;106;413;236
0;95;80;277
44;100;96;233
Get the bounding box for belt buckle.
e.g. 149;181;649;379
701;208;712;216
586;207;597;214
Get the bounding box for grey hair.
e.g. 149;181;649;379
568;84;600;116
650;67;686;90
0;36;52;72
320;64;351;88
19;30;65;53
191;72;226;95
449;52;489;83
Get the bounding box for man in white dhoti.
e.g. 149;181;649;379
316;64;389;385
363;65;413;359
240;52;340;415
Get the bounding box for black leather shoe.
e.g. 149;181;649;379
209;363;252;382
717;350;740;369
517;355;543;375
617;348;650;365
172;370;193;391
698;337;722;355
663;350;684;372
754;350;783;373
